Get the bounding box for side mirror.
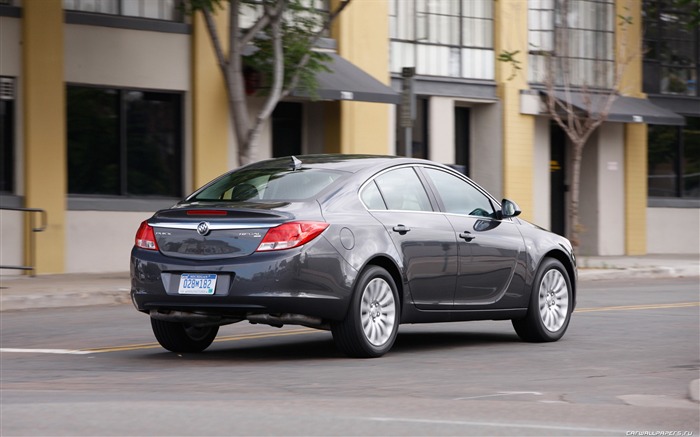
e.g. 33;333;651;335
501;199;521;218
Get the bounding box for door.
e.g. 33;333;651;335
454;107;470;176
420;167;524;308
364;167;458;310
550;122;567;236
272;102;302;157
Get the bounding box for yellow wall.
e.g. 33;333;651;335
617;0;644;98
494;0;534;221
192;8;231;189
625;123;647;255
618;0;647;254
330;0;392;155
22;0;65;274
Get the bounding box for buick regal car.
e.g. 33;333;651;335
130;154;576;358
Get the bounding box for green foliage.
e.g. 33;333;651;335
673;0;700;28
496;50;522;81
245;0;331;98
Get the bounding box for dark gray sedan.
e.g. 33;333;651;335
131;154;576;358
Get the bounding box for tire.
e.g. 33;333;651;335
512;258;572;342
331;266;400;358
150;318;219;353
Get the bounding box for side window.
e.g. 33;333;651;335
374;167;432;212
360;181;387;210
424;168;495;217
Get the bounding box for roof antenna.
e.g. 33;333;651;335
290;156;302;171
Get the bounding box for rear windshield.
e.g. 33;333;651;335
190;167;345;201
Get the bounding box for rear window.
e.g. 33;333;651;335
190;168;345;201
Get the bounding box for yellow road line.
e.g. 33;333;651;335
83;327;318;353
80;303;699;353
576;302;699;313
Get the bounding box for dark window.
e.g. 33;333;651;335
374;167;432;212
0;77;15;193
423;167;494;217
643;0;699;96
648;116;700;198
67;86;182;197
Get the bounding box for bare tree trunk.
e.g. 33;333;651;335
568;140;584;249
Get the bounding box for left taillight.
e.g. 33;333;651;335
135;221;159;251
256;221;329;252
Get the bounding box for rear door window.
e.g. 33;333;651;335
373;167;433;212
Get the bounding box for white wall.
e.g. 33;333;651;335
428;96;455;164
64;24;190;90
0;210;24;276
471;102;503;199
578;123;626;256
65;211;152;273
647;208;700;254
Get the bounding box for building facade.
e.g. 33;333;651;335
0;0;697;275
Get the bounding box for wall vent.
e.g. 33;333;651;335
0;77;15;101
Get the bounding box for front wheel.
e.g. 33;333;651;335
512;258;572;342
331;266;400;358
150;318;219;353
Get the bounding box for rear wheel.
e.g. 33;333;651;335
150;318;219;353
512;258;572;342
331;266;399;358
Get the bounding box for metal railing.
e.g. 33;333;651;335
0;207;47;276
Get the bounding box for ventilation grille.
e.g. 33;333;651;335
0;77;14;101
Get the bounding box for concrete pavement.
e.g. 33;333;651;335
0;254;697;313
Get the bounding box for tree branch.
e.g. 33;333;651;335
281;0;354;99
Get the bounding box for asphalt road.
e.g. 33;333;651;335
1;277;699;436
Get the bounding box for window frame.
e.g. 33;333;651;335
389;0;495;80
642;0;699;97
528;0;616;89
358;164;501;216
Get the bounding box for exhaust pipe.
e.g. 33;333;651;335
247;313;328;330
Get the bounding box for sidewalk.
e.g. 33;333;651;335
0;254;697;313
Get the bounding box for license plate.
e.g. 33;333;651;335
178;273;217;295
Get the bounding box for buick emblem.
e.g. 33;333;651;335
196;221;210;236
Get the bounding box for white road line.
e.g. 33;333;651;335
0;348;93;355
368;417;625;434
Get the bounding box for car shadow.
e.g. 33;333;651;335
137;329;521;363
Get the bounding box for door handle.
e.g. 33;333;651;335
459;231;476;242
392;224;411;235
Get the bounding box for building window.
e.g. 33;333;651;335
63;0;183;21
643;0;699;96
648;117;700;198
67;86;183;197
528;0;615;88
389;0;494;80
0;77;14;193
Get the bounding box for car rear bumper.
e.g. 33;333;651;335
130;238;357;322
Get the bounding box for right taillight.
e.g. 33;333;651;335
256;221;329;252
135;221;159;251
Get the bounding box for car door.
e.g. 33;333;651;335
420;167;525;308
361;166;458;310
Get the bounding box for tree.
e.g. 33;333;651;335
501;0;637;250
189;0;353;166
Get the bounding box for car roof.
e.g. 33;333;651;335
242;154;439;174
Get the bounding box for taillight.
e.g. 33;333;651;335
135;221;159;251
256;221;329;252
